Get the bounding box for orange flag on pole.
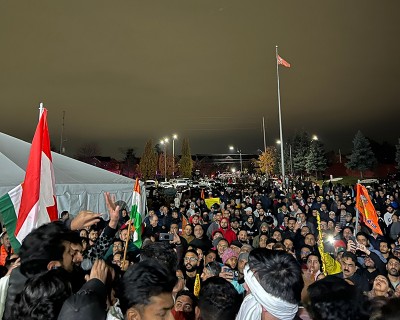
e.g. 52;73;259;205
355;183;383;235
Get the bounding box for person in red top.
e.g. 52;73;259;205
216;217;237;244
0;231;14;266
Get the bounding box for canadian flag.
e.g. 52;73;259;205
277;55;291;68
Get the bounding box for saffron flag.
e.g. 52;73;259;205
200;189;205;200
355;183;383;235
130;178;143;248
277;55;291;68
180;214;188;235
0;108;58;251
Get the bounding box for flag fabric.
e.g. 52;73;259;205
200;189;205;200
277;55;291;68
205;197;221;210
180;214;188;235
0;109;58;251
130;178;143;248
355;183;383;235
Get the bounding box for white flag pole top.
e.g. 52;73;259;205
39;102;44;119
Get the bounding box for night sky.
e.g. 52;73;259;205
1;1;399;159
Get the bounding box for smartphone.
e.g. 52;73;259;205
348;235;357;244
159;233;173;241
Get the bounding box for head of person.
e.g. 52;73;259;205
259;235;269;249
193;224;204;239
379;240;390;255
150;215;159;227
19;222;82;276
119;260;177;320
238;230;248;242
299;245;313;263
212;230;223;240
11;268;73;320
204;249;217;265
184;225;193;236
283;238;294;252
271;229;282;242
60;211;69;221
220;217;229;230
174;290;197;318
113;238;124;254
307;276;369;320
372;275;392;297
356;232;369;247
300;226;310;237
387;256;400;277
241;249;304;320
340;251;358;279
196;276;240;320
201;261;221;281
170;223;179;235
238;252;249;274
342;226;354;241
306;253;322;274
140;242;178;272
0;231;11;249
287;217;296;231
304;233;316;247
183;250;199;273
216;238;229;257
222;248;239;269
88;227;99;242
230;240;243;256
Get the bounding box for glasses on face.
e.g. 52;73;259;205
184;257;198;262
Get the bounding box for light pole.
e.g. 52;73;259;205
172;134;177;178
160;138;169;181
229;146;243;173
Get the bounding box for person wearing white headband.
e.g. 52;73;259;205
236;249;304;320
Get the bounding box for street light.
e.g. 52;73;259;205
172;134;178;177
229;145;243;172
160;138;169;181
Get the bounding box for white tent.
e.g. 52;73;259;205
0;132;146;218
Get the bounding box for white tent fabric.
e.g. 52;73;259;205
0;132;146;217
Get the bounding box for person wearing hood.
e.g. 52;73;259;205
216;217;237;245
252;222;271;249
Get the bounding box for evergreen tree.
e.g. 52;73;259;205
345;131;377;178
396;142;400;170
179;138;193;178
139;139;157;180
305;140;327;179
292;131;311;175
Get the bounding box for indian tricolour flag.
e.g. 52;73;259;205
0;108;58;252
131;178;143;248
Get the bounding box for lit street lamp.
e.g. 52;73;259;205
229;146;243;172
160;138;169;181
172;134;178;177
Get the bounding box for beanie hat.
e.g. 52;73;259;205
222;248;239;264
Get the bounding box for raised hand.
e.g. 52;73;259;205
70;210;101;230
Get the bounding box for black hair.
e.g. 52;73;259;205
248;248;303;305
140;241;178;272
19;222;78;277
118;259;177;314
204;261;221;277
185;249;199;257
307;276;369;320
60;211;69;218
197;277;241;320
176;290;198;308
11;269;72;320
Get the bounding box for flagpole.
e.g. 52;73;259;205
276;46;286;188
262;117;268;179
39;102;44;119
354;180;360;236
122;218;132;266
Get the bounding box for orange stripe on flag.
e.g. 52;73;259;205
355;183;383;235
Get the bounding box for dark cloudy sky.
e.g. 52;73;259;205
1;1;399;159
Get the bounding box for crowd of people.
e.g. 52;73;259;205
1;178;400;319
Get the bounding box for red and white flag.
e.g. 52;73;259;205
277;55;291;68
0;108;58;250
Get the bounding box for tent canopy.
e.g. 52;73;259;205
0;132;145;217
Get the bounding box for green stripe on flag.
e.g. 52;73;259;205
0;190;22;252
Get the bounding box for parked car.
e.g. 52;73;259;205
174;179;188;188
159;181;174;189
